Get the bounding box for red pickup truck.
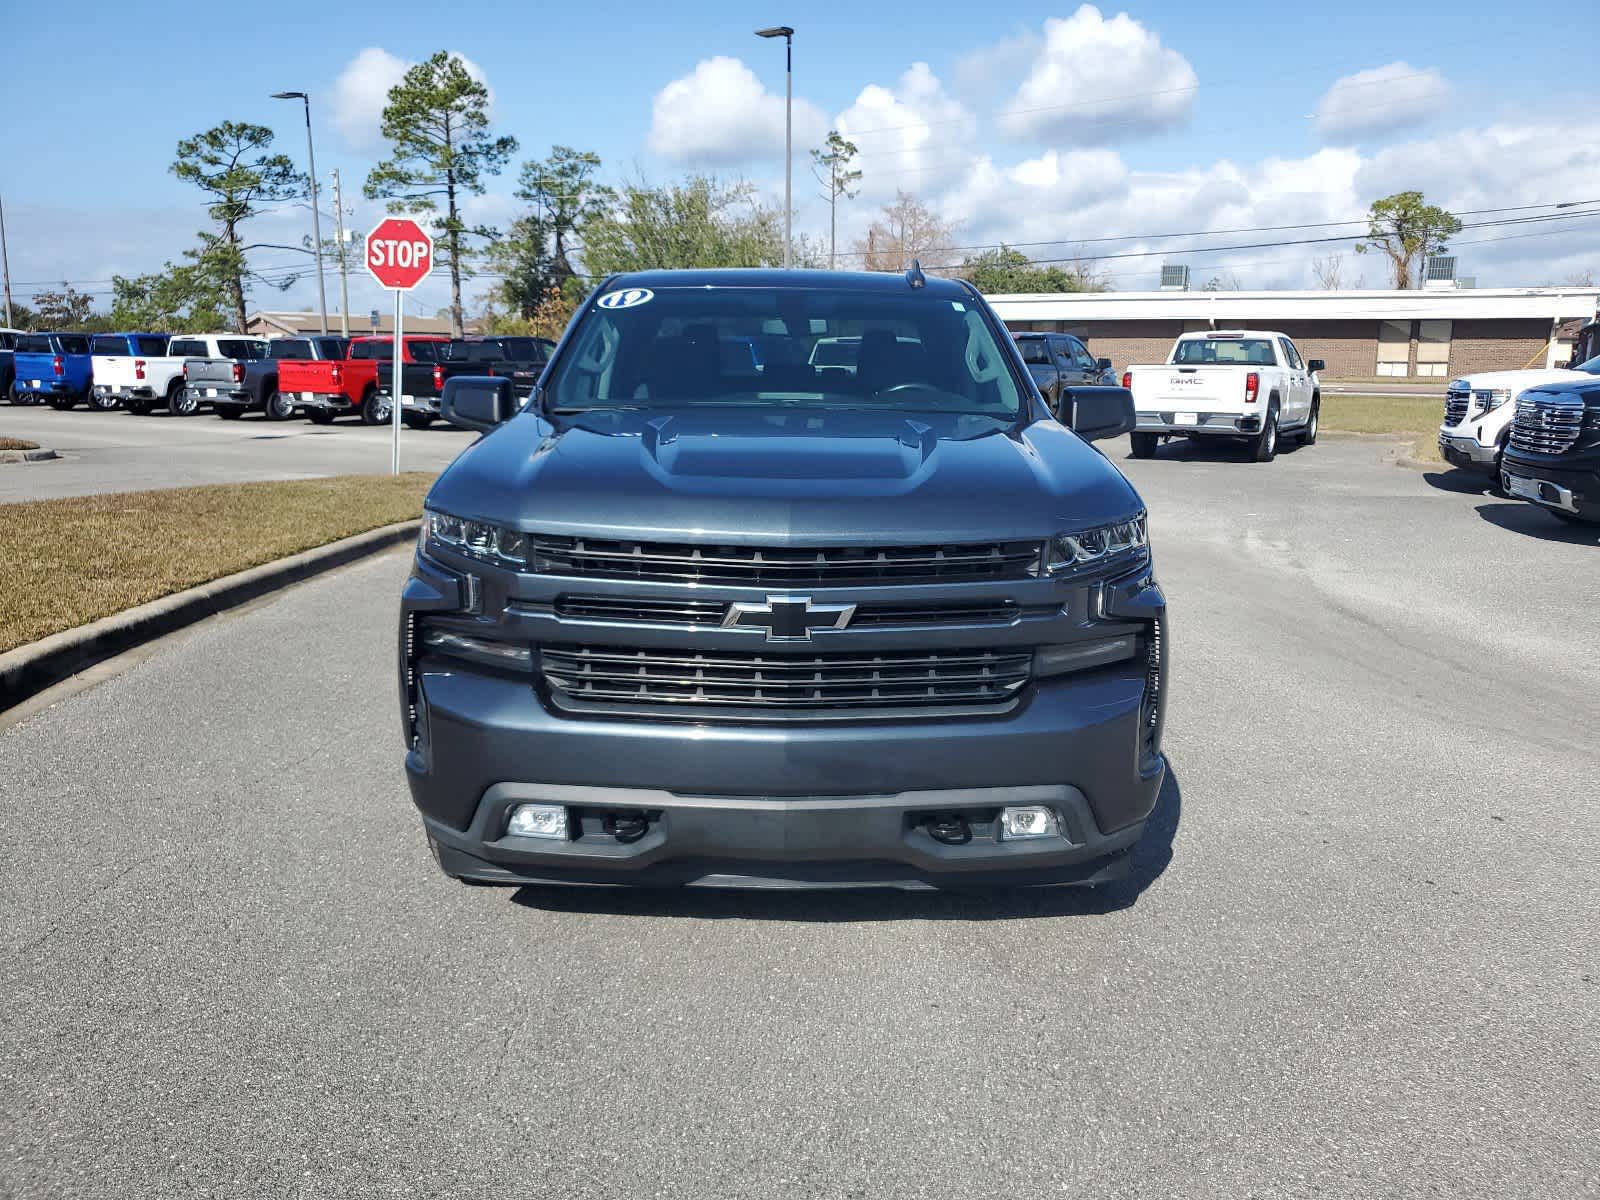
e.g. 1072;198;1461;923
279;335;448;425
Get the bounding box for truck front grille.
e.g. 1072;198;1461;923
1510;395;1584;455
554;596;1022;628
530;536;1043;586
540;644;1033;713
1443;390;1470;427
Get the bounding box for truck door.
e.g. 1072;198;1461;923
1278;338;1309;424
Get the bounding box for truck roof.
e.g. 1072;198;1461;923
1178;329;1286;340
603;267;972;300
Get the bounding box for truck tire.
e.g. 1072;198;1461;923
264;390;295;422
1130;432;1160;459
48;393;76;411
308;409;336;425
1251;402;1280;462
1298;399;1319;446
125;396;152;415
216;405;243;420
168;380;200;416
403;413;435;430
360;388;391;426
90;389;118;412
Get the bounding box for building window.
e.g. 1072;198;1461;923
1414;319;1452;378
1376;320;1410;377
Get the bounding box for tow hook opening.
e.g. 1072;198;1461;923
601;810;652;843
923;812;971;845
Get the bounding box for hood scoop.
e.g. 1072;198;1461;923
639;412;940;482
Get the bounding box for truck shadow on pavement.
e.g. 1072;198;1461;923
1472;501;1599;545
509;766;1182;923
1123;440;1306;465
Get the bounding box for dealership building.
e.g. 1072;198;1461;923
990;287;1600;382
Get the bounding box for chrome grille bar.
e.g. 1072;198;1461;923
1510;395;1583;455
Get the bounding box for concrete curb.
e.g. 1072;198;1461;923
0;519;419;711
0;447;59;463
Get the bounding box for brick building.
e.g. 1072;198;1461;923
990;287;1600;383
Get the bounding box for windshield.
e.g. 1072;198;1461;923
1014;338;1051;365
1173;338;1276;366
1575;354;1600;374
546;286;1023;418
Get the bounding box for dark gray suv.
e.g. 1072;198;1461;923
399;268;1168;889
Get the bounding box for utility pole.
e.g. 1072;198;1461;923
0;193;13;327
331;169;350;337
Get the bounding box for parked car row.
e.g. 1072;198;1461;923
1438;353;1600;525
1;330;556;426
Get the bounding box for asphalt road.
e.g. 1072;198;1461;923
0;406;475;502
2;436;1597;1198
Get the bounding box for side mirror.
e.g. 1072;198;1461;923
441;375;515;434
1096;357;1113;372
1307;359;1326;372
1058;385;1135;442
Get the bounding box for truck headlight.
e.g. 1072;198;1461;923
422;507;528;568
1475;389;1512;414
1043;514;1148;575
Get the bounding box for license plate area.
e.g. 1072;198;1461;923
1175;411;1199;426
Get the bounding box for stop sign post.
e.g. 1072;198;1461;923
365;218;434;473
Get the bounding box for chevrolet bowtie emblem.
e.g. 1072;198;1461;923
723;595;857;641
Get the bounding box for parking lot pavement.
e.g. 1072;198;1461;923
0;407;475;501
2;436;1597;1197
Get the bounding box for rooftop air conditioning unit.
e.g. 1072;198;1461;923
1159;264;1190;291
1423;255;1457;289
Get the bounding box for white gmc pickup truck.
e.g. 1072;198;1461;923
1438;355;1600;477
1123;330;1323;462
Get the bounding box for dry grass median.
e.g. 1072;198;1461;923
0;437;40;451
0;473;432;654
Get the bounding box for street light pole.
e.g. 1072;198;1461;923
0;193;13;328
756;26;794;270
272;91;329;334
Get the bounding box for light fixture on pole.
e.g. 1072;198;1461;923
755;25;794;270
271;91;330;334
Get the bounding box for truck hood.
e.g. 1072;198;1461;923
428;406;1142;544
1453;367;1595;390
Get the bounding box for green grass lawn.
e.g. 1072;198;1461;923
1319;393;1442;462
0;474;432;655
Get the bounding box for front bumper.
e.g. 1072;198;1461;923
1438;429;1500;472
1135;410;1259;435
400;555;1168;889
1502;447;1600;520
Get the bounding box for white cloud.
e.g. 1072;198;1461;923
835;63;974;200
329;48;494;150
952;31;1040;101
1315;62;1451;140
647;56;827;166
997;6;1198;144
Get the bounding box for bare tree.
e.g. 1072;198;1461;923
1312;254;1345;290
850;191;956;272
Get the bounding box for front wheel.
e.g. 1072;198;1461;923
1251;404;1279;462
1298;401;1319;446
360;389;392;426
264;390;296;421
1129;432;1160;459
90;389;119;412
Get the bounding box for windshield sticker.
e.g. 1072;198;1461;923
597;288;655;310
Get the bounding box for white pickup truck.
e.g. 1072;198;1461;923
99;333;268;416
1122;330;1323;462
1438;355;1600;477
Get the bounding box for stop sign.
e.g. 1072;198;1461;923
366;218;434;291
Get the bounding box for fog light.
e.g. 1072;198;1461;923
999;805;1060;840
506;803;569;840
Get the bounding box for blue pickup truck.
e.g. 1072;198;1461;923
12;332;95;409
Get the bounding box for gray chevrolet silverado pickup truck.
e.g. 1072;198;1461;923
399;267;1168;890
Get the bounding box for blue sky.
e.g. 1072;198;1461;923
3;0;1595;318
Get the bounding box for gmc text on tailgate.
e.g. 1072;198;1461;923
399;268;1169;891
